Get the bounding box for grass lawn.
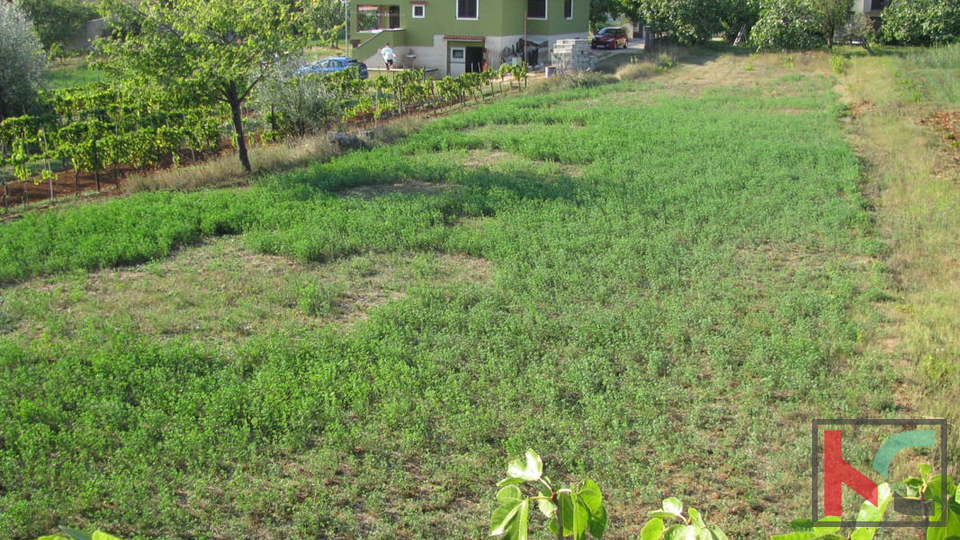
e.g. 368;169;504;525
45;56;108;90
0;45;946;539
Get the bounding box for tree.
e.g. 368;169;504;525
300;0;347;47
838;12;875;53
620;0;724;45
751;0;848;50
254;59;340;139
18;0;98;50
589;0;628;31
97;0;308;173
716;0;762;43
881;0;960;45
0;2;46;119
809;0;853;47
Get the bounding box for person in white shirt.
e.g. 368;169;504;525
381;43;396;71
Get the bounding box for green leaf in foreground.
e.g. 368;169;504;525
490;485;530;540
61;528;92;540
579;479;607;538
641;517;665;540
662;497;684;517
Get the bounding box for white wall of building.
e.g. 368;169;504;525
359;31;588;77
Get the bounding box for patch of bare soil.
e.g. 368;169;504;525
463;150;515;167
920;110;960;164
6;238;494;343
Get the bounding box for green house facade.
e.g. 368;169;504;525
348;0;589;76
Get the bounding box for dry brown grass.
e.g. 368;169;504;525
4;237;493;350
124;136;343;193
839;52;960;463
125;117;423;194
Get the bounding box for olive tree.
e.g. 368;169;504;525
97;0;308;172
0;2;46;119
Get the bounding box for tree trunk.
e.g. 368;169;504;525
92;138;101;192
227;82;252;173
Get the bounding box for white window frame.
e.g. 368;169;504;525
412;4;425;18
564;0;573;19
527;0;547;20
456;0;478;20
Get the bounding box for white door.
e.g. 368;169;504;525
449;47;466;76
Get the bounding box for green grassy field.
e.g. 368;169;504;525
0;48;928;539
45;56;108;90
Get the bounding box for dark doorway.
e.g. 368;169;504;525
465;46;484;73
389;6;401;28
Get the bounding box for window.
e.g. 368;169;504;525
870;0;886;9
357;5;401;31
564;0;572;19
457;0;477;19
527;0;546;19
412;4;425;18
357;5;379;31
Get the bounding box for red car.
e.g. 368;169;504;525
591;27;628;49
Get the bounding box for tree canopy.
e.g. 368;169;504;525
881;0;960;44
588;0;864;49
97;0;309;172
18;0;98;50
751;0;852;50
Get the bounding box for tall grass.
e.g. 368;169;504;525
904;43;960;103
0;59;893;539
843;48;960;459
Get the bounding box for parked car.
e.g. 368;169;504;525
591;27;628;49
296;57;369;79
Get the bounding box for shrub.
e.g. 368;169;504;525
256;69;341;139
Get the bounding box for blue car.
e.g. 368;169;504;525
296;57;369;79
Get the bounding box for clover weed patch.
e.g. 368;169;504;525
0;56;893;539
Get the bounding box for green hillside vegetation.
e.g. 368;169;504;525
2;45;957;539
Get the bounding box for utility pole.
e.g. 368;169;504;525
344;0;349;55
